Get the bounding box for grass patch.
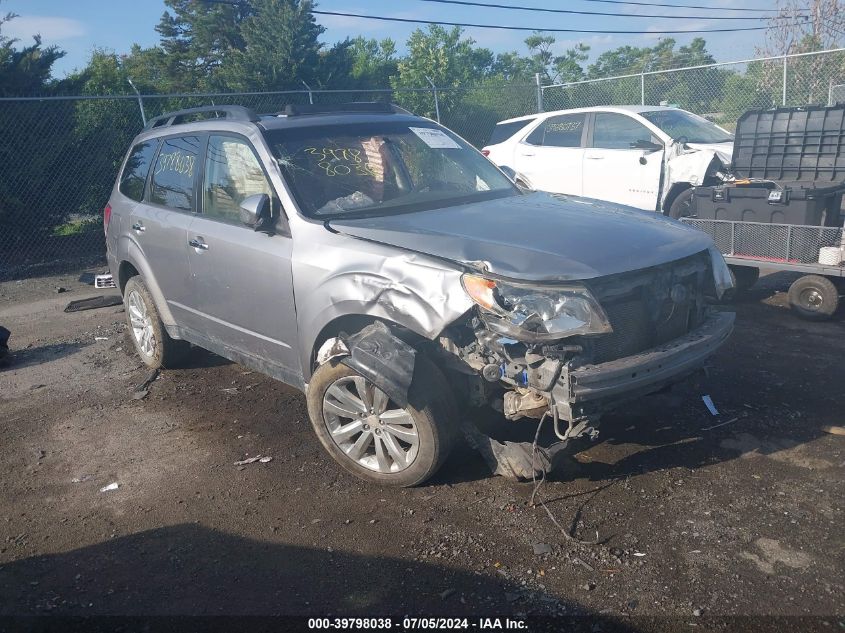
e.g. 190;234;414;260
52;218;100;237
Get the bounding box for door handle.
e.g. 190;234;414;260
585;156;604;160
188;238;209;251
131;222;145;232
520;153;535;157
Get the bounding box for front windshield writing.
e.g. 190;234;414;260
268;122;516;218
641;109;733;144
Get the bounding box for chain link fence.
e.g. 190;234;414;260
3;48;845;280
542;48;845;131
0;84;538;279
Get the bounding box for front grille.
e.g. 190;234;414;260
580;253;707;365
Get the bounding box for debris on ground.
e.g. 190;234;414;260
233;455;273;466
71;475;94;483
532;543;552;556
55;287;67;294
821;425;845;436
64;295;123;313
132;369;159;401
99;482;119;492
701;395;720;416
439;588;456;600
94;336;109;341
703;417;739;431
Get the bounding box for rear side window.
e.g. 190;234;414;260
150;136;201;211
488;119;535;145
592;113;654;149
525;114;585;147
119;140;158;202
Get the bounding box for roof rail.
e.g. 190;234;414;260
278;102;411;117
144;105;259;130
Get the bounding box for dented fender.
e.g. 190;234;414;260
661;142;731;207
293;222;473;378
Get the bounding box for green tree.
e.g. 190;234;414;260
218;0;324;91
391;25;493;118
347;36;398;87
154;0;251;91
0;8;65;96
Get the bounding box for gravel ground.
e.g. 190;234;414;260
0;267;843;626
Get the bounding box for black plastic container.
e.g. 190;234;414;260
691;105;845;226
732;106;845;182
692;181;844;226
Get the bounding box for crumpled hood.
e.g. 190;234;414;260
329;192;714;282
685;141;733;166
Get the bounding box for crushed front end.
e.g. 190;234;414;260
436;248;735;479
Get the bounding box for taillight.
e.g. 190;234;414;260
103;204;112;234
481;149;490;156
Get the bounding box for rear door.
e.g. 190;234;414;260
512;113;587;195
185;133;300;376
129;134;202;323
582;112;663;210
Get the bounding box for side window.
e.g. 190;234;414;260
119;140;158;202
203;136;273;224
150;135;201;211
525;114;585;148
592;113;654;150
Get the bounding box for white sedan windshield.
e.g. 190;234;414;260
641;109;733;144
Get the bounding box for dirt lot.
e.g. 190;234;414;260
0;267;843;626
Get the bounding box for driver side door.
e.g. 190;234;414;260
581;112;663;211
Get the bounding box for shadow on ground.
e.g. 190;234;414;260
0;524;633;622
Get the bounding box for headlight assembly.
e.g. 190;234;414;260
461;274;612;342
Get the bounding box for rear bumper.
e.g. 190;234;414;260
555;310;735;417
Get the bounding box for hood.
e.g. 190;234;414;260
685;141;733;166
328;192;714;282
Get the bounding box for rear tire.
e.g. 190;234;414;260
307;355;457;487
123;276;190;369
787;275;840;320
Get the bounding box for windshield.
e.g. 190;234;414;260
266;121;517;218
640;109;733;144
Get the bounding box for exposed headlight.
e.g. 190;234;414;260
462;274;612;342
708;246;734;299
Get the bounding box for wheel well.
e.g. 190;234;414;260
118;261;139;293
309;315;418;375
661;183;692;215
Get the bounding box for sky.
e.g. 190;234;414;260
2;0;776;80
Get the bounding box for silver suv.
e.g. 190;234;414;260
105;103;735;486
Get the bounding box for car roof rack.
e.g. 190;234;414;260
275;102;411;117
144;105;259;130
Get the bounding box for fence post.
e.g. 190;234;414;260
424;75;440;123
640;72;645;106
782;56;788;106
301;80;314;105
127;78;146;126
535;73;543;113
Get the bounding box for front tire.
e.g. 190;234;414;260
123;276;189;369
306;356;457;487
668;187;694;219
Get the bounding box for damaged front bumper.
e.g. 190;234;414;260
553;310;734;421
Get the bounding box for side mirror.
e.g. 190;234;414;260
630;139;663;153
499;165;531;192
239;193;275;235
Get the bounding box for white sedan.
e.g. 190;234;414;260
482;105;734;217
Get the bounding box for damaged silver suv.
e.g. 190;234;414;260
105;103;735;486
